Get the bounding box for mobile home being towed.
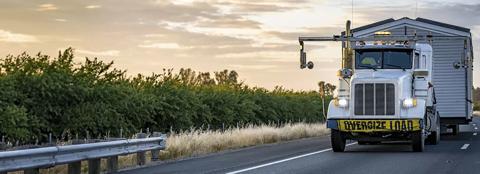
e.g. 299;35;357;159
347;17;474;131
298;17;474;152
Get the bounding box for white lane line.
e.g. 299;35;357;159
226;142;357;174
474;133;477;136
461;144;470;150
475;127;478;130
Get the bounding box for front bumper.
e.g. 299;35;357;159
327;119;423;133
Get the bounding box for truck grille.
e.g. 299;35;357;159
354;83;395;115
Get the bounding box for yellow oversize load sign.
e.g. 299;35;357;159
338;119;421;132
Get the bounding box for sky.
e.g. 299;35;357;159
0;0;478;90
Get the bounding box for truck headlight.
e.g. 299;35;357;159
402;98;417;108
334;98;348;108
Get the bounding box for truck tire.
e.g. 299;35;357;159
412;130;425;152
426;111;441;145
331;129;346;152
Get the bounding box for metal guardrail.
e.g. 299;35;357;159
0;133;166;174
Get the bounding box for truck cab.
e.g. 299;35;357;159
326;41;440;152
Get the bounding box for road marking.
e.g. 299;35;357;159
226;142;357;174
461;144;470;150
475;127;478;130
474;133;477;136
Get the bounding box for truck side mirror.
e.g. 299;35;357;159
300;51;307;69
307;61;314;69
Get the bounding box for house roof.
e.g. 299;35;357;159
414;17;470;32
342;17;470;35
350;18;395;33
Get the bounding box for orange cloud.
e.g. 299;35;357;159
0;30;38;43
36;4;58;11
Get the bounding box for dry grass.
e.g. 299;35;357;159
160;122;329;160
12;122;328;174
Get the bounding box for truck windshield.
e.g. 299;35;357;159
355;49;412;69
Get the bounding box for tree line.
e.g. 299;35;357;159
0;48;336;144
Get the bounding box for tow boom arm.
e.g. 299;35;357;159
298;35;468;69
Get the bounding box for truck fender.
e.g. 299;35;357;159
327;100;349;119
403;99;426;120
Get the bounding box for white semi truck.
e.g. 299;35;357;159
299;18;474;152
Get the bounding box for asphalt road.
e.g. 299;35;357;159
121;117;480;174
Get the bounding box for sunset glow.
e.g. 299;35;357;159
0;0;478;90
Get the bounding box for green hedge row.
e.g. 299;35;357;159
0;48;333;143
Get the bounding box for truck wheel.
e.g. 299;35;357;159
426;112;441;145
412;130;425;152
331;129;346;152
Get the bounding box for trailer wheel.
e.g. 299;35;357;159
426;111;441;145
412;130;425;152
331;129;346;152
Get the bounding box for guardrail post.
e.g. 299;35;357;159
151;132;162;161
107;156;118;173
88;158;101;174
68;162;81;174
68;139;83;174
24;168;39;174
136;133;147;166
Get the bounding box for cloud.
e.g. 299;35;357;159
196;16;261;29
169;0;196;6
151;2;221;22
229;64;277;70
76;49;120;56
352;3;480;28
36;4;58;11
138;42;192;49
214;0;311;13
216;51;296;62
144;34;166;38
85;5;101;9
0;30;38;43
264;27;343;43
150;0;310;31
472;25;480;39
142;25;254;49
154;0;309;12
54;18;67;22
